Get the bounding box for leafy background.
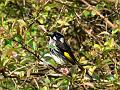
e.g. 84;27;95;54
0;0;120;90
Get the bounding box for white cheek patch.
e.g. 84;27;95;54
53;36;57;40
60;38;64;43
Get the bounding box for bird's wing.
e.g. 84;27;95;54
55;40;76;64
56;40;85;71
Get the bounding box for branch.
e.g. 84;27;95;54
12;39;62;75
55;0;117;29
80;0;117;29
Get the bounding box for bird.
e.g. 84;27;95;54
48;31;92;78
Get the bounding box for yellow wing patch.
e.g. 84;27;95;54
64;52;72;60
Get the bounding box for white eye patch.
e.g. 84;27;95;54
53;36;57;40
60;37;64;43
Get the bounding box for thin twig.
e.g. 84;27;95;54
12;39;62;75
80;0;117;29
55;0;117;29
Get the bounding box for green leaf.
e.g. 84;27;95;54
57;78;69;89
4;0;11;6
40;86;48;90
31;26;37;36
45;6;51;11
39;18;44;24
91;10;97;16
4;39;12;46
112;28;120;35
107;75;114;81
42;12;48;18
45;3;58;11
83;10;91;18
17;19;26;27
13;34;22;42
96;2;106;10
104;38;115;48
57;20;69;26
26;38;33;44
3;58;9;66
44;77;50;84
27;40;37;50
115;20;120;25
46;57;57;66
32;41;37;50
93;44;101;51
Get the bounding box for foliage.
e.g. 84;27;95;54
0;0;120;89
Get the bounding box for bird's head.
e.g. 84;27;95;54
47;31;64;43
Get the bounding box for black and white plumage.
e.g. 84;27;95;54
48;32;76;65
48;31;86;70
